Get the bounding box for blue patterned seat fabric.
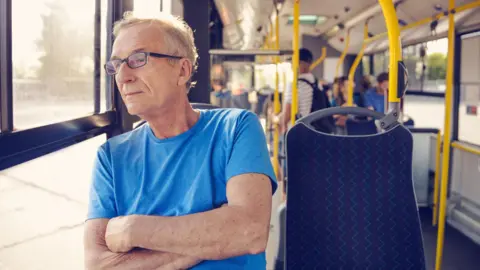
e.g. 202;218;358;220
285;123;426;270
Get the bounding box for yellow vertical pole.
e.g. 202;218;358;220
275;14;280;116
335;29;351;82
269;22;276;63
347;22;369;106
268;21;274;49
435;0;455;269
432;131;442;226
272;11;281;177
379;0;401;106
291;0;300;126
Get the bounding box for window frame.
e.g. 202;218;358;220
0;0;136;170
0;0;13;133
455;30;480;147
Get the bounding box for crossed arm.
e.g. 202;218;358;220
84;173;273;269
84;219;199;270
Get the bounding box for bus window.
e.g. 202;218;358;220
373;52;387;76
459;32;480;145
401;38;448;130
362;55;370;75
12;0;102;131
402;38;448;92
403;95;445;130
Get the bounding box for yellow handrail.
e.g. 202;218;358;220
291;0;300;126
270;22;277;63
347;22;369;106
451;141;480;156
379;0;401;105
273;11;281;177
435;0;455;269
457;0;480;12
259;32;270;64
310;47;327;70
335;29;351;81
432;131;442;226
365;0;480;44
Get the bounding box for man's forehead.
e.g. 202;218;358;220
112;23;164;58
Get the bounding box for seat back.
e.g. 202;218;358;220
191;103;220;110
346;118;378;135
285;123;425;269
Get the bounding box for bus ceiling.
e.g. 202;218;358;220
214;0;480;54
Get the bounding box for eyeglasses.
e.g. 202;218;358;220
104;52;183;75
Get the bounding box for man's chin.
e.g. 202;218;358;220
126;105;148;117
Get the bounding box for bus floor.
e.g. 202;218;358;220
419;207;480;270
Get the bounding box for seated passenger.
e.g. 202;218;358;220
84;12;277;270
331;76;348;107
211;78;232;108
353;75;373;108
331;76;350;133
365;72;388;113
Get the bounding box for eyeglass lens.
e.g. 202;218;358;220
105;52;147;75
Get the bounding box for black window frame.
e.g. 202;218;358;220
0;0;136;170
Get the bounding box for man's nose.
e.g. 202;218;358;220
116;62;136;84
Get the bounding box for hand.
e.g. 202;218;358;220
271;114;280;125
105;215;136;253
335;115;347;127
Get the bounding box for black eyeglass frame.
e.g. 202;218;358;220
104;52;183;75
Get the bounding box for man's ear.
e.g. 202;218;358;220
177;58;193;86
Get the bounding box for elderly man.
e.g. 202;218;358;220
84;11;277;270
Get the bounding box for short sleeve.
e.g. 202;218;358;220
331;99;337;107
225;111;278;194
87;144;117;220
364;91;374;108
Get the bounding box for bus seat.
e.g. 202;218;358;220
346;118;378;135
190;102;220;110
133;103;219;129
284;107;426;269
403;117;415;127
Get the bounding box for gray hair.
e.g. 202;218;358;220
113;11;198;90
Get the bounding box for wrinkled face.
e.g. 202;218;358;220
379;80;389;92
110;23;191;117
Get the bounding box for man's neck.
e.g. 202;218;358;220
376;86;385;95
142;99;200;139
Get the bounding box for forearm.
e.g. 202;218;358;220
86;247;200;270
131;206;268;260
282;104;292;127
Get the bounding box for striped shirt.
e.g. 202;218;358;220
284;73;319;118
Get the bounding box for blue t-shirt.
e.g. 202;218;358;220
87;108;277;270
364;88;386;113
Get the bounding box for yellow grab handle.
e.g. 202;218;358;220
291;0;300;126
435;0;456;269
334;29;351;81
379;0;402;105
347;22;369;106
273;11;281;177
432;131;442;226
310;47;327;70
